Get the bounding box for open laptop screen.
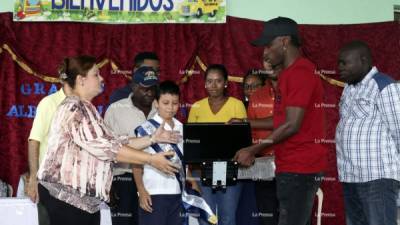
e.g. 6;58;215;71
183;123;252;163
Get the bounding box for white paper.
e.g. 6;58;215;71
237;156;275;180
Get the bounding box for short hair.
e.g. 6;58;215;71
134;52;159;67
58;55;96;88
156;80;180;100
205;64;228;81
340;40;372;65
243;69;266;86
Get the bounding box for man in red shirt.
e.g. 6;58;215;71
234;17;328;225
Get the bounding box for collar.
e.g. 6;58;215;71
358;66;378;86
152;113;182;131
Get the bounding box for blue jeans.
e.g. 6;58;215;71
237;180;261;225
276;172;322;225
198;182;243;225
343;178;400;225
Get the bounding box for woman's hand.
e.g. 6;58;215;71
138;189;153;213
153;121;182;144
148;151;179;175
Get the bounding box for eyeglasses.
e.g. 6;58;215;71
244;83;262;90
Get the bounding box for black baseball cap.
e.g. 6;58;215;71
252;17;299;46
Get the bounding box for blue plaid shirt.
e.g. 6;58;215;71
336;67;400;182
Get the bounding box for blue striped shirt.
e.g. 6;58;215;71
336;67;400;182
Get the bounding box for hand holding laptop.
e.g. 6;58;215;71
233;146;256;167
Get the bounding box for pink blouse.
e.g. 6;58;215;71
38;96;128;213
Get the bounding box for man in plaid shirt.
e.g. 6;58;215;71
336;40;400;225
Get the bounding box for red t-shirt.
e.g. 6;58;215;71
273;57;327;174
247;82;275;156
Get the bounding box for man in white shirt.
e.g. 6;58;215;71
336;40;400;225
104;66;158;225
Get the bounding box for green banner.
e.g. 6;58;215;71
13;0;226;23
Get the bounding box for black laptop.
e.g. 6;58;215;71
183;123;252;163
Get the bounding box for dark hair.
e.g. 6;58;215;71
58;55;96;88
205;64;228;81
156;80;180;100
244;69;266;86
134;52;159;67
340;40;372;65
289;35;301;47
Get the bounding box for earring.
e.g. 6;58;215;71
224;85;227;88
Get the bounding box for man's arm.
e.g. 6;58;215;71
26;140;40;202
248;116;274;129
227;116;273;130
235;68;317;166
234;107;305;166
